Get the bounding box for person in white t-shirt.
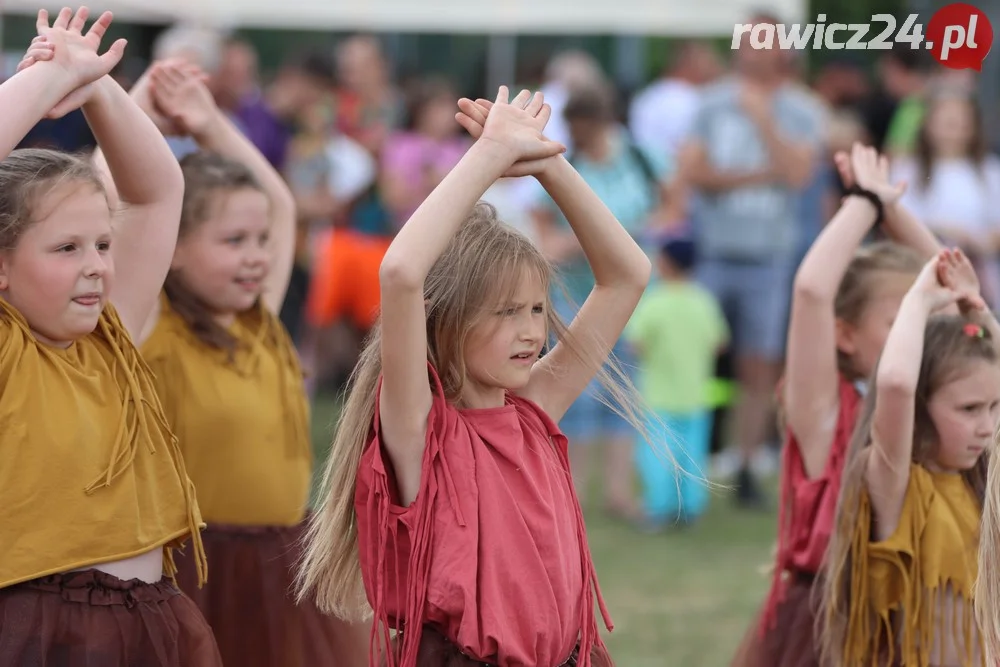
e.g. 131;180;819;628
891;89;1000;307
628;41;723;165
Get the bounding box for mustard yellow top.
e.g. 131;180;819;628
0;299;206;589
141;294;312;527
848;463;982;667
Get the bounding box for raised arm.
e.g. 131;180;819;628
939;247;997;343
786;145;904;478
0;61;76;159
25;8;178;339
519;157;651;419
1;9;122;162
151;63;297;315
453;95;651;420
837;150;942;260
866;253;959;540
380;88;563;506
84;75;184;339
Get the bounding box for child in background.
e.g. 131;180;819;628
821;248;998;667
625;233;728;528
131;62;369;667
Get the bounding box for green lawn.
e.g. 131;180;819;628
310;394;777;666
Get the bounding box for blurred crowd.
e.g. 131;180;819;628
17;16;1000;518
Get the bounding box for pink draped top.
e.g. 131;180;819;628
355;365;613;667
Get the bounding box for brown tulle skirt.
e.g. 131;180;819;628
173;519;372;667
0;569;222;667
730;572;820;667
381;625;614;667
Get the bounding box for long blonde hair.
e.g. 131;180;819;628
976;416;1000;664
821;314;993;666
296;202;651;620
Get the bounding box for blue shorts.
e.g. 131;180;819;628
695;257;793;361
559;354;637;443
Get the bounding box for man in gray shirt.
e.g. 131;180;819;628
681;12;822;509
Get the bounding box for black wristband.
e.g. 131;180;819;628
844;185;885;225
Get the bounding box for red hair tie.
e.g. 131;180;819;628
963;323;985;338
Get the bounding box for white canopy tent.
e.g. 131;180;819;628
1;0;807;35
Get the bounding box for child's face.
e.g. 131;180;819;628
463;272;548;402
0;183;114;347
417;96;458;141
926;98;975;155
171;188;272;319
837;274;914;379
926;359;1000;472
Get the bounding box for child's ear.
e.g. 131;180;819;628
834;317;856;357
0;253;9;291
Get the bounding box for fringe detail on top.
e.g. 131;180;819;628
0;300;207;587
846;490;982;667
213;300;312;464
368;373;463;667
552;430;613;667
366;370;612;667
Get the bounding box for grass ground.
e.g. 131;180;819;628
309;394;778;667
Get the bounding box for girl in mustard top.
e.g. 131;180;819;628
820;248;1000;667
107;61;367;666
0;9;221;667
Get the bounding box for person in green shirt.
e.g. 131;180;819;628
885;95;925;156
625;235;729;528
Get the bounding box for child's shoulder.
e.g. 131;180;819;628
139;294;188;355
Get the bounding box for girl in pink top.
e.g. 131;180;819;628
297;87;652;667
380;77;471;230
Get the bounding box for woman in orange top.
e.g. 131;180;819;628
122;61;368;666
0;10;220;666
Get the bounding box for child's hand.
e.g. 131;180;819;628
938;247;988;314
16;35;56;74
150;62;220;139
31;8;127;117
455;93;561;177
129;61;185;136
833;149;854;189
911;250;965;313
850;142;906;205
470;87;565;173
